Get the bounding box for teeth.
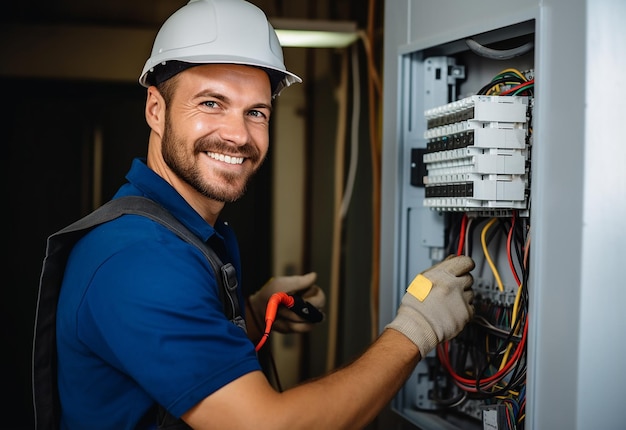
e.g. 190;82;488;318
207;152;244;165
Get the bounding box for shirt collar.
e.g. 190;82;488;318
113;157;229;242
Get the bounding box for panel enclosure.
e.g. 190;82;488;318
384;11;535;430
381;1;626;430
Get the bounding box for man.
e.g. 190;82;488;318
54;0;475;428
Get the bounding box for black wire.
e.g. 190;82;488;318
478;299;528;396
513;218;526;280
519;254;530;319
440;212;531;406
481;340;527;397
431;361;467;407
502;213;526;290
472;317;522;342
446;213;465;255
466;217;480;257
474;304;525;393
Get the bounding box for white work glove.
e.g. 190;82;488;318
386;255;475;358
248;272;325;334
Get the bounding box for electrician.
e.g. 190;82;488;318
53;0;475;428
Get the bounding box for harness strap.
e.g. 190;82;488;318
32;196;245;429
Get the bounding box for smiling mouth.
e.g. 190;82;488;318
206;152;244;165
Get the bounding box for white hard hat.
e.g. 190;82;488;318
139;0;302;97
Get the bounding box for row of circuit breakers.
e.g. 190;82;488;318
421;95;531;214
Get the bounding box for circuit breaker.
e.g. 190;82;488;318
423;95;531;212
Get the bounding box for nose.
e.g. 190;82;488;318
218;112;249;146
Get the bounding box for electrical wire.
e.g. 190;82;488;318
480;218;505;292
438;316;527;393
465;38;534;60
472;315;522;340
438;210;530;426
246;296;283;392
507;213;522;287
499;276;524;370
477;68;530;96
496;68;527;82
464;217;474;257
255;292;295;351
500;79;534;96
456;214;468;256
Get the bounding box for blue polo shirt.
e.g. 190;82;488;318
56;158;261;429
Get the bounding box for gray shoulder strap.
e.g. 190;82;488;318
32;196;244;429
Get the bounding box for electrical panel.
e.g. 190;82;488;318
386;17;535;430
381;2;626;429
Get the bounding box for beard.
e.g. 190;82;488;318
161;115;264;203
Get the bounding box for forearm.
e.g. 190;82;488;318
185;255;475;430
183;328;420;430
281;328;419;429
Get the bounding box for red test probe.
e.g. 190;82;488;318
255;292;323;351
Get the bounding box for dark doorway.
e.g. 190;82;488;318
2;78;271;429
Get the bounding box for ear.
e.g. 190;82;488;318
145;86;166;138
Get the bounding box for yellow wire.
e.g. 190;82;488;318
499;282;523;369
487;83;502;95
479;216;530;382
486;68;528;95
480;218;504;292
480;217;521;369
496;68;527;81
499;224;529;369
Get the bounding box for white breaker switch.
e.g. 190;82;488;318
422;95;531;213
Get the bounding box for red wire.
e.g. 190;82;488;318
255;333;270;351
457;214;468;256
507;212;522;287
505;406;513;429
500;79;534;96
443;212;528;394
437;318;528;392
450;318;526;389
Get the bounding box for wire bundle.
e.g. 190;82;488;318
477;68;534;97
434;213;530;429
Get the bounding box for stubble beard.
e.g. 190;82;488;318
161;116;263;203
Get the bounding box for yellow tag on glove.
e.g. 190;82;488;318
406;274;432;302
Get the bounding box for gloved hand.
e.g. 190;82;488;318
248;272;325;334
386;255;475;358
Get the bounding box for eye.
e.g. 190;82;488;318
248;110;264;118
202;100;219;109
248;109;270;122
